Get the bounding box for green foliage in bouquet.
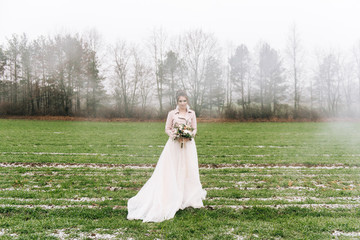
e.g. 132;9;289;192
173;123;195;141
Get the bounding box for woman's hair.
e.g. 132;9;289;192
176;90;189;102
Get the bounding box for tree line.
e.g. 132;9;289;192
1;26;360;119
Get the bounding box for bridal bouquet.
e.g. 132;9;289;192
173;123;195;148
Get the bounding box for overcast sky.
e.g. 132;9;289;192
1;0;360;52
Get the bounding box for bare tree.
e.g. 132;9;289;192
112;40;131;117
314;51;342;115
133;49;153;116
339;59;355;114
130;47;142;112
224;42;235;108
182;29;219;115
229;44;251;116
286;23;305;116
148;28;167;117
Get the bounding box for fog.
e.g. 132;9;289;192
2;0;360;50
0;0;360;119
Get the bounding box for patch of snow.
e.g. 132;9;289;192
208;196;360;202
1;162;356;170
0;229;18;238
208;204;360;210
332;230;360;237
0;204;103;209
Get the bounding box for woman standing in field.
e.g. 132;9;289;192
127;90;207;222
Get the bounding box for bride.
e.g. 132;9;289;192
127;90;207;222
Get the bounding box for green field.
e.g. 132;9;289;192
0;119;360;239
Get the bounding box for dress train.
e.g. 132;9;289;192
127;137;207;222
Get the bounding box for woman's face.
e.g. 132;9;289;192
177;96;187;110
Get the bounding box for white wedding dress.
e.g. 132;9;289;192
127;108;207;222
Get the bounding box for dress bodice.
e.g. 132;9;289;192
165;105;197;138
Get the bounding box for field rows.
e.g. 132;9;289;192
1;164;359;211
0;161;356;169
1;120;360;239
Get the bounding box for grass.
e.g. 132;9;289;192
0;119;360;239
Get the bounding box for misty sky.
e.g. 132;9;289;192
1;0;360;51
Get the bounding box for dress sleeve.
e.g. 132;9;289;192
165;111;174;138
191;111;197;137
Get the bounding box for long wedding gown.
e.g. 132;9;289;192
127;106;207;222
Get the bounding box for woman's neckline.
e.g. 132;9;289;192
179;110;187;117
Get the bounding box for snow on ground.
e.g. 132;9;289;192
48;228;125;240
332;230;360;237
0;162;354;169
